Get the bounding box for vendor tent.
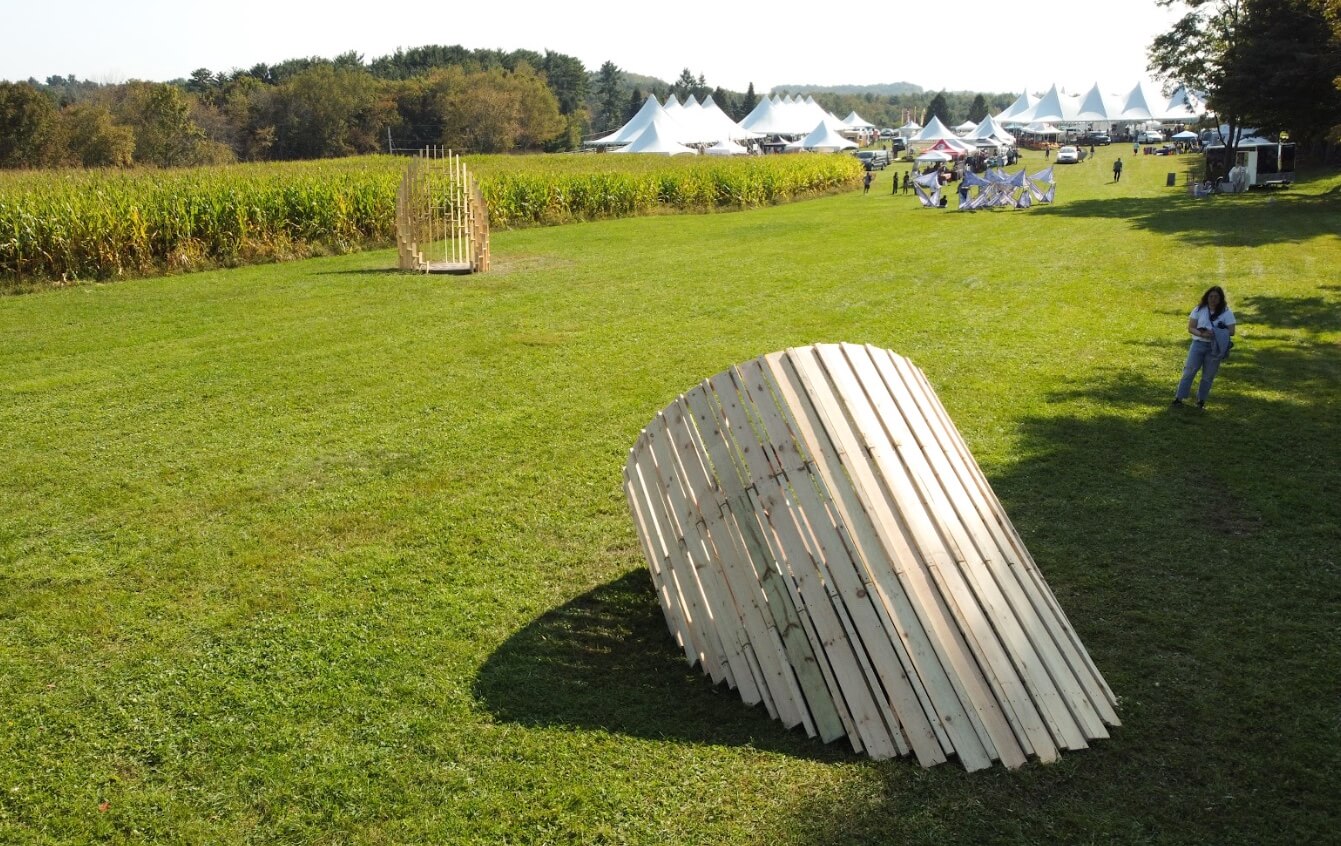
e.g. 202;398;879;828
969;114;1016;145
954;120;978;134
705;138;749;156
843;111;876;129
915;150;951;162
612;114;698;155
794;120;857;152
592;94;663;146
995;91;1038;123
1171;130;1199;141
912;116;959;142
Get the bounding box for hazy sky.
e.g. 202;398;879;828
3;0;1185;94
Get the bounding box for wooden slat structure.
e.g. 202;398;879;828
395;146;490;274
622;343;1120;770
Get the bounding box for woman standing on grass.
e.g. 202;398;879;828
1173;285;1236;408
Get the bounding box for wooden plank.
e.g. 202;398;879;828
847;343;1065;761
675;391;809;734
764;351;957;761
781;347;997;771
637;419;732;685
902;360;1120;725
683;385;842;742
874;347;1101;745
712;366;898;759
624;459;694;662
631;439;719;678
738;357;950;763
644;408;761;702
816;343;1030;768
662;399;800;724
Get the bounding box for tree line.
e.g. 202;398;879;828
0;47;600;169
1148;0;1341;161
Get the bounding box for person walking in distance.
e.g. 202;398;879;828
1172;285;1237;409
1113;157;1124;183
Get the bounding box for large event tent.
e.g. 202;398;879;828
790;120;857;152
611;113;698;155
996;82;1208;128
911;116;960;143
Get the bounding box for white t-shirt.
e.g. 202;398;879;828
1190;304;1236;332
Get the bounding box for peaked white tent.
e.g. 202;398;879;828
613;113;698;155
996;91;1038;123
1017;85;1080;123
1075;83;1122;122
706;138;749;156
954;120;979;134
969;114;1016;145
912;116;960;142
592;95;663;146
700;95;762;141
843;111;876;129
794;120;857;152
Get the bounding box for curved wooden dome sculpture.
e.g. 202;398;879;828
622;343;1119;770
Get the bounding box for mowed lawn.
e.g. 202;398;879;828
2;151;1338;845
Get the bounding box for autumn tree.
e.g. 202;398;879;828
0;82;65;167
62;104;134;166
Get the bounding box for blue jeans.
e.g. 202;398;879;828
1175;339;1221;402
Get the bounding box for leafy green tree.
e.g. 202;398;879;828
967;94;989;123
432;64;566;153
1149;0;1250;164
0;81;65;167
268;64;387;158
596;61;624;131
1229;0;1341;150
61;104;134;166
112;82;214;166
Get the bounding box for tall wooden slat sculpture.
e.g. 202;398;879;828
623;344;1120;770
395;146;490;274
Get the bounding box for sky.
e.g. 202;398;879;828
2;0;1186;95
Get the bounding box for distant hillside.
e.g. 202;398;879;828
772;82;924;96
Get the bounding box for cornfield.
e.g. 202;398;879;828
1;153;861;285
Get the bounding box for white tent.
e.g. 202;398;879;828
954;120;979;134
705;139;749;156
1171;130;1199;141
996;91;1038;123
912;116;960;142
1017;85;1080;123
1023;121;1062;136
1075;83;1122;122
915;150;952;162
969;114;1016;145
592;95;663;146
1118;82;1166;120
843;111;876;129
897;120;923;134
700;95;762;141
613;113;698;155
795;120;857;152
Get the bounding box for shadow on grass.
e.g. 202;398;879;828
476;292;1339;843
773;292;1341;845
1036;172;1341;247
473;568;847;762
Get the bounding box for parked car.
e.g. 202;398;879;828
1055;145;1080;164
1137;130;1165;143
1081;132;1111;145
855;150;890;169
878;128;896;139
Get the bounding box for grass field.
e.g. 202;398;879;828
2;150;1339;845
